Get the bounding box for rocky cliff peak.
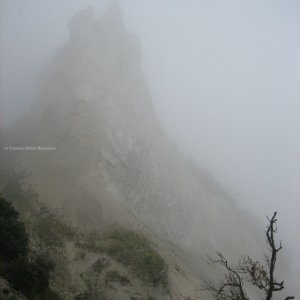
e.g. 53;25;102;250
98;1;124;27
5;3;263;286
69;2;125;41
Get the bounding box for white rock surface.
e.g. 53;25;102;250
6;3;263;284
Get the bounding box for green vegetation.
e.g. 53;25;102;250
105;270;130;286
92;257;110;274
76;231;104;253
34;207;75;247
0;197;28;261
106;228;168;287
1;256;54;297
0;197;61;300
74;291;92;300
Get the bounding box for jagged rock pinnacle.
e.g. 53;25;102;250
104;1;123;20
69;6;95;38
69;2;125;41
95;1;124;31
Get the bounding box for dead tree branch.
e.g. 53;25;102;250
203;212;294;300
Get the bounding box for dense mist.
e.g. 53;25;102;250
1;0;299;296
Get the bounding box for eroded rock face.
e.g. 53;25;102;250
6;2;262;277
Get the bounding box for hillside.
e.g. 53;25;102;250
0;170;204;299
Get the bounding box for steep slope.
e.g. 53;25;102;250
2;2;263;293
0;166;205;300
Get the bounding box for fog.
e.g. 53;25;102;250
1;0;300;291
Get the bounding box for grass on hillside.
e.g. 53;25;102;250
106;228;168;288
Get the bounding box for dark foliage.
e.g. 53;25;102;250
34;207;75;247
107;228;168;287
105;270;130;286
1;256;54;297
0;197;60;299
74;291;92;300
0;197;28;261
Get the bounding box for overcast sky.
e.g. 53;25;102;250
1;0;300;287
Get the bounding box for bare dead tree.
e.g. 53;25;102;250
202;212;294;300
203;251;249;300
265;212;284;299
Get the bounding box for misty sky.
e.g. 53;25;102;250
1;0;300;285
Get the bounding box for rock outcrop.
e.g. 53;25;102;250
2;2;262;292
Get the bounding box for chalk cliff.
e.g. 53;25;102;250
3;3;263;297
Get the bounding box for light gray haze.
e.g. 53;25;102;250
1;0;300;292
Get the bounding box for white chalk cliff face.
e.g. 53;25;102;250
10;3;262;275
